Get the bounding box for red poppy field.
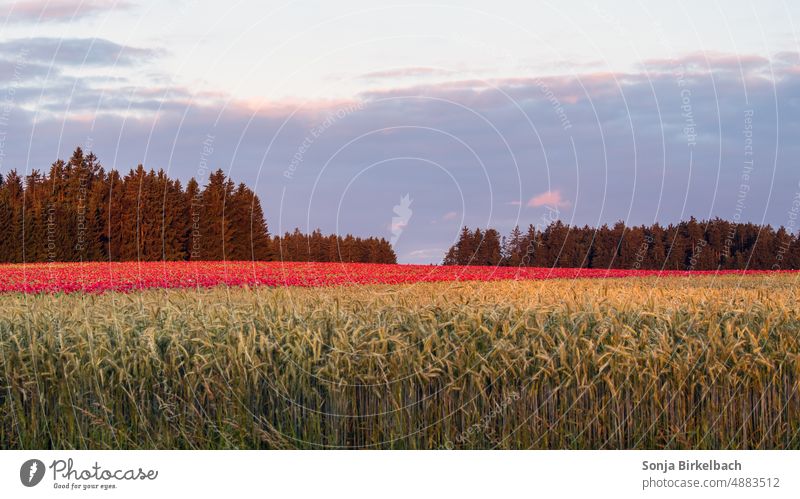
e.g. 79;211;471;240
0;260;791;294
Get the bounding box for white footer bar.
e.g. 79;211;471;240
1;450;796;498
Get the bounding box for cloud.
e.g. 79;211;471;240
3;0;133;23
527;190;571;209
641;51;771;75
0;38;158;67
359;67;455;81
442;211;458;221
405;248;445;263
0;55;53;83
0;36;166;117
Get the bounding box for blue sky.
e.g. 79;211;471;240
2;0;800;262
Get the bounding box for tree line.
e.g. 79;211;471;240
272;229;396;264
0;148;396;264
443;219;800;270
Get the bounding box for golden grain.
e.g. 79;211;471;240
0;275;798;449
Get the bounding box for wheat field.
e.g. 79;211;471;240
1;274;799;449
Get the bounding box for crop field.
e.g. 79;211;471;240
0;261;785;293
1;267;799;450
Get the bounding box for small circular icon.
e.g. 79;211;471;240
20;459;45;487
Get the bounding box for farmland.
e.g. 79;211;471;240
0;260;787;293
1;268;799;449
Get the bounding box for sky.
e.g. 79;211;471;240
1;0;800;263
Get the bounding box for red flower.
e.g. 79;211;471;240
0;261;789;294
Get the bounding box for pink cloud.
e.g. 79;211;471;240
442;211;458;221
527;190;571;209
7;0;133;23
642;51;770;75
